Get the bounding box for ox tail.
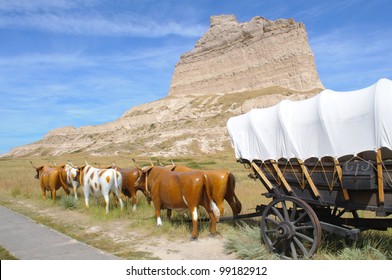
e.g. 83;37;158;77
228;172;242;215
112;169;124;210
113;169;122;192
59;169;71;195
203;174;220;221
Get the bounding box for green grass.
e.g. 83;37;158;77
0;245;17;260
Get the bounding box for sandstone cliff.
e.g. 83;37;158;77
4;15;324;158
168;15;323;96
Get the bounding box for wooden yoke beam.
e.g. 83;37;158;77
376;149;385;205
297;159;320;198
333;158;350;201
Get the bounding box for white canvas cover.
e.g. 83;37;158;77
227;78;392;161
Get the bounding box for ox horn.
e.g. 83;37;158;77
29;161;36;169
132;158;141;169
157;159;163;166
149;158;154;166
171;159;175;165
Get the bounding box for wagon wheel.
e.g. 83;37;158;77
260;196;322;259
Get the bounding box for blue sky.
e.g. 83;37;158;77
1;0;391;154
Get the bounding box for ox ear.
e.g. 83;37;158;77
141;166;153;173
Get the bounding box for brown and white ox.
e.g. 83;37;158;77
134;166;220;240
64;161;80;199
77;163;124;214
30;161;70;202
163;164;242;217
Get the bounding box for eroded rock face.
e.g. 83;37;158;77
168;15;323;96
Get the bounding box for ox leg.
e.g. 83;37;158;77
84;188;90;209
153;201;163;227
103;193;110;214
156;211;163;227
190;206;199;240
73;184;78;200
131;191;137;212
166;209;172;220
51;189;56;204
41;185;46;199
112;189;124;212
208;211;217;236
118;195;124;212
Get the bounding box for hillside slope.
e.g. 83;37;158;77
5;87;320;158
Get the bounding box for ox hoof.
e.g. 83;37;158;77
190;236;198;241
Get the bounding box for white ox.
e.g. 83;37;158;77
77;163;124;214
65;161;80;199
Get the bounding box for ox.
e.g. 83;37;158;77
111;162;146;212
64;161;80;199
30;161;70;202
134;166;220;240
162;163;242;217
77;163;124;214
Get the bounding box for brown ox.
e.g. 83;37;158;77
135;166;220;240
111;163;146;211
165;164;242;217
30;161;70;202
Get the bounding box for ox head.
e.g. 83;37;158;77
75;165;87;185
30;161;44;179
134;166;153;201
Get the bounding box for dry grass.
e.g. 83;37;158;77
1;152;392;259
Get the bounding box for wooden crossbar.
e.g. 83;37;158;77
297;159;320;198
377;149;385;205
333;158;350;201
271;160;293;194
251;162;274;193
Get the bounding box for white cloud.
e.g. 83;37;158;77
310;27;392;90
0;8;207;37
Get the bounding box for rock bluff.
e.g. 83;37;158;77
168;15;323;96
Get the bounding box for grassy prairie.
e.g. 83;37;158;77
0;152;392;259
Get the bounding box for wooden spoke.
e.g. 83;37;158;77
260;196;322;259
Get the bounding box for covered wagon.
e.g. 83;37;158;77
227;78;392;259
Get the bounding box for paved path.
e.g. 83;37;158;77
0;205;120;260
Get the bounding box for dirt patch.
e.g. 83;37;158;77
1;197;238;260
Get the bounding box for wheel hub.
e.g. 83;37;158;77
277;222;295;239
